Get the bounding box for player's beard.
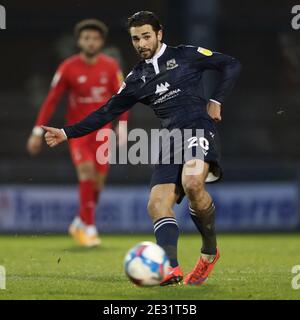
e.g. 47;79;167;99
138;39;159;60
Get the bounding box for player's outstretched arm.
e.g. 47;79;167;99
42;126;67;147
27;63;69;154
62;75;138;139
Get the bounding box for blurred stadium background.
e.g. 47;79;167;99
1;0;300;234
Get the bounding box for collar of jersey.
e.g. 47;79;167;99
145;43;167;64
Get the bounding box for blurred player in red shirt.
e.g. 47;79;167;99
27;19;128;247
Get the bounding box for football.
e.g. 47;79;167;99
124;241;170;286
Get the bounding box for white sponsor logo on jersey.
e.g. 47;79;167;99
153;89;181;105
155;82;170;95
77;75;87;83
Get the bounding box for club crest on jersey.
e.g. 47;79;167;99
166;59;179;70
78;75;87;83
197;47;213;56
155;82;170;95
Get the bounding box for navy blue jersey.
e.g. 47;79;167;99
63;44;241;138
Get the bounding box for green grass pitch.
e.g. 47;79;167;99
0;234;299;300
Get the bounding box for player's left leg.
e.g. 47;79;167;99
181;159;220;285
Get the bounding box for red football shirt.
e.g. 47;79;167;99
35;53;128;126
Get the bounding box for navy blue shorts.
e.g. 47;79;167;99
149;118;222;204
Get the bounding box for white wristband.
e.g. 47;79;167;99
209;99;221;105
32;126;44;136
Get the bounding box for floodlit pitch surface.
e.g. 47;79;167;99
0;234;299;300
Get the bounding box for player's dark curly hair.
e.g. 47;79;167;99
127;11;162;33
74;19;108;39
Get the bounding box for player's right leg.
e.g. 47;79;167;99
147;183;184;286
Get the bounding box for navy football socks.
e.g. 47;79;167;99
189;202;217;255
153;217;179;268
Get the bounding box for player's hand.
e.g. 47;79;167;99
207;101;222;122
27;134;43;156
42;126;67;147
115;121;128;146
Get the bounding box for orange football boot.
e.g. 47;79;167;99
68;217;82;241
160;266;184;286
184;248;220;285
77;228;101;248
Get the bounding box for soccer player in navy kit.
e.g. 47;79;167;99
42;11;241;286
